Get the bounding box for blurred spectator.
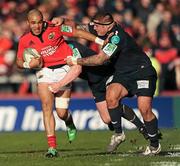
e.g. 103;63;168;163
169;57;180;90
131;17;142;36
15;1;29;20
134;0;154;24
156;10;176;47
38;2;52;20
112;12;123;25
164;0;180;22
86;5;98;20
171;23;180;49
46;0;63;18
0;26;14;75
145;48;161;96
63;0;84;22
155;33;178;92
111;0;126;14
77;16;91;46
121;9;134;36
147;31;158;50
88;0;111;12
0;0;17;20
147;2;164;34
132;17;150;48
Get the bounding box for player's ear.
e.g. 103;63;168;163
107;23;114;32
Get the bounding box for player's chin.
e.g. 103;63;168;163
32;30;41;35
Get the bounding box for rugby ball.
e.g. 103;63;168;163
23;48;40;63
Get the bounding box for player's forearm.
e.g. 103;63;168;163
16;58;24;69
59;65;82;87
73;29;104;46
76;24;89;31
76;52;108;66
57;17;88;31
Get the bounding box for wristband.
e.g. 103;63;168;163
23;62;30;68
95;37;104;46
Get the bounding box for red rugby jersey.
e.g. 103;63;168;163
17;21;73;67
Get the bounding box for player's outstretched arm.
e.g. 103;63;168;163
52;17;104;46
66;50;109;66
52;17;89;33
72;28;104;46
48;65;82;93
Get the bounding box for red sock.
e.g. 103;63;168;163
47;135;57;148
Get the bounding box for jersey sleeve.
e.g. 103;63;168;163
17;38;25;60
60;24;74;37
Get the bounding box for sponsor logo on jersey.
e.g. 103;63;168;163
48;32;55;40
40;45;58;57
137;80;149;89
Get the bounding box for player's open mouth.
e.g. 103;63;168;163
34;30;40;33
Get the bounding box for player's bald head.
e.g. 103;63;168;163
27;9;44;35
27;9;43;21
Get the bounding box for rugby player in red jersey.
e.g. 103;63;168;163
16;9;105;158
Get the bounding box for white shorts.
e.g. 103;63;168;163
36;65;72;90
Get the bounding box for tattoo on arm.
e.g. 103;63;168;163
76;24;89;31
77;54;108;66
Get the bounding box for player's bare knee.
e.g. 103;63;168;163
57;109;68;120
139;107;153;120
106;97;119;109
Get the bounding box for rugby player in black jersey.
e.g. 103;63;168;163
64;12;161;155
49;40;149;153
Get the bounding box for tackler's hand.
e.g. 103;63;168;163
48;82;61;93
52;17;64;26
65;56;77;66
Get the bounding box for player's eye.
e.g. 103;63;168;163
38;20;43;24
30;20;43;24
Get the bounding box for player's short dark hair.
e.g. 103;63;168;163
92;12;114;25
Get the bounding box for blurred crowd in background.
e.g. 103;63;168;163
0;0;179;96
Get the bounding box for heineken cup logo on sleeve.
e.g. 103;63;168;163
73;48;81;58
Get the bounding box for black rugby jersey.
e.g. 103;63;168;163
67;41;114;84
89;23;152;74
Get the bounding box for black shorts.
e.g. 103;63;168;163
108;66;157;97
89;77;108;103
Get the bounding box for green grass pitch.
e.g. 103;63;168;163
0;129;180;166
